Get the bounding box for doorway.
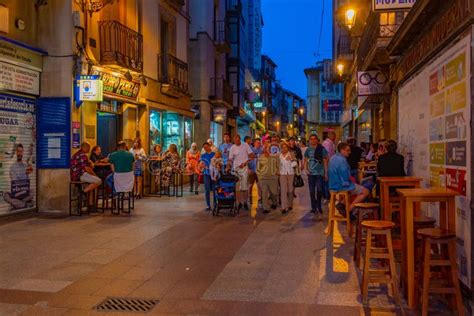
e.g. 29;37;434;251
97;112;120;156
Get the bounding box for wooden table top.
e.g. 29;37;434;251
94;162;111;167
396;187;459;197
378;176;423;183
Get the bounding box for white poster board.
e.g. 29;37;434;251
399;35;471;288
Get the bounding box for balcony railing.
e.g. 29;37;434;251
99;20;143;72
214;20;231;53
158;54;189;93
210;77;233;107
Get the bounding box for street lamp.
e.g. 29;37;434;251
299;108;304;116
336;63;345;76
344;8;356;30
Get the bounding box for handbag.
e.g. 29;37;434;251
198;174;204;184
293;174;304;188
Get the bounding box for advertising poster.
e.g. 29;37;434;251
0;94;36;215
399;35;471;288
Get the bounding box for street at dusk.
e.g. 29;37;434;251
0;0;473;315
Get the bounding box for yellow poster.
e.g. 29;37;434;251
430;91;445;117
445;53;466;87
446;81;466;113
430;166;445;187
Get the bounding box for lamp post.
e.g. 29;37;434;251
344;8;356;30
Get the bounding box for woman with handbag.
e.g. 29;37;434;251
279;142;297;214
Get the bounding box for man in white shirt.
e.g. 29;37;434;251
322;132;336;158
322;132;337;201
228;135;255;211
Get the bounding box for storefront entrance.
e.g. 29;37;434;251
97;112;119;156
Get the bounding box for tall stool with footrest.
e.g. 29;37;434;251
361;220;401;306
327;190;351;236
417;228;464;316
353;203;379;268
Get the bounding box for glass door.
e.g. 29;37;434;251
162;112;183;155
184;117;193;153
149;110;162;153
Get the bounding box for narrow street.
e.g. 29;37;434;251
0;185;399;315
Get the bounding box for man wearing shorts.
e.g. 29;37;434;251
328;142;369;215
70;142;102;207
228;135;254;211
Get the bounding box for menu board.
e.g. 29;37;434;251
0;61;40;95
399;35;471;288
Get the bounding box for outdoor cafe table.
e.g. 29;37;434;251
396;187;459;309
378;177;423;220
358;161;376;183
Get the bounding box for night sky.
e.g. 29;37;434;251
262;0;333;100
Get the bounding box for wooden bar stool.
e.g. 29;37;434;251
326;190;351;236
361;220;401;306
353;203;379;268
69;181;88;216
417;228;464;316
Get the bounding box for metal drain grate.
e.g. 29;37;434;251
94;297;159;313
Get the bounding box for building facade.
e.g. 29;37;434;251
188;0;232;147
334;0;474;303
305;61;343;140
0;0;193;214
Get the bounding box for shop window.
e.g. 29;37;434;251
184;117;193;152
162;112;184;156
150;110;162;151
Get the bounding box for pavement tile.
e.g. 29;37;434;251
32;262;102;282
85;264;134;279
0;289;52;305
68;249;124;265
60;278;113;295
120;267;159;281
19;305;69;316
0;302;30;315
9;279;72;293
93;279;144;297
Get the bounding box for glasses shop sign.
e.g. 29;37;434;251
357;71;389;96
372;0;416;12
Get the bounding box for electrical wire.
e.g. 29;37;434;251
315;0;326;58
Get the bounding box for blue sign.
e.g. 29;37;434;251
37;98;71;169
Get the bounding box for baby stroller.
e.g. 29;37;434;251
212;172;238;216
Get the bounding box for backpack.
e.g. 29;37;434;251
313;144;324;163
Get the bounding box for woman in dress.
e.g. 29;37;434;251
130;138;147;199
279;142;297;214
186;143;201;194
162;144;181;188
149;144;163;193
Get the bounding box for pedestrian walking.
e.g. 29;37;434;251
279;142;297;214
322;132;337;199
248;138;263;206
130;138;146;199
257;144;279;214
218;133;233;165
199;142;215;210
304;135;328;218
227;135;254;211
186;142;200;194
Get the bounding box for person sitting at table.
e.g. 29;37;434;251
329;142;369;217
130;138;147;199
109;141;135;194
70;142;102;209
90;145;111;180
377;140;406;177
365;143;378;162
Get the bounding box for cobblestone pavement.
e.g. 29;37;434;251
0;182;465;315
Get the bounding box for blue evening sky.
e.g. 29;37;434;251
262;0;333;100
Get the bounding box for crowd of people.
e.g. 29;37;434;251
70;132;406;218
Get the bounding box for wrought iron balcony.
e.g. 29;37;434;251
158;53;189;93
210;77;233;107
99;20;143;72
214;20;231;53
356;11;405;68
